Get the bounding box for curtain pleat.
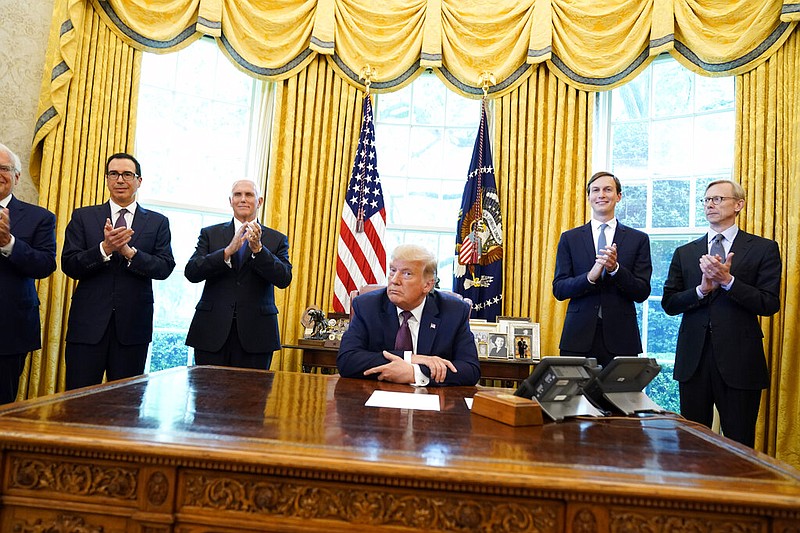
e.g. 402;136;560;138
494;64;593;355
734;28;799;465
21;2;141;398
264;56;362;371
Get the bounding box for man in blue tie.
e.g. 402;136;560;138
662;179;782;447
0;143;56;404
185;180;292;370
553;171;652;367
62;153;175;389
337;244;480;386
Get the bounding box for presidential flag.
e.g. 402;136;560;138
454;99;503;320
333;95;387;313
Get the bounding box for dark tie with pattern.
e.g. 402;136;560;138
710;233;725;263
395;310;413;352
114;208;128;229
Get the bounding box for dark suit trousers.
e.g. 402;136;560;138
560;319;636;368
65;315;148;390
678;330;762;447
0;353;27;405
194;319;273;370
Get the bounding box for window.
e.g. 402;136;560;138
136;38;266;372
595;56;735;411
374;72;481;288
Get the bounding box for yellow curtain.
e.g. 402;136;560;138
264;56;363;371
494;64;593;356
734;28;800;465
85;0;796;95
21;0;141;398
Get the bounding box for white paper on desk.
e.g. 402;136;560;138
365;390;441;411
464;398;473;410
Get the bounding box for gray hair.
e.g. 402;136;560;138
0;143;22;174
391;244;437;280
706;179;745;201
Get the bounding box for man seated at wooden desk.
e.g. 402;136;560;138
337;244;480;386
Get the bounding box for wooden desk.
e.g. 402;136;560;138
1;367;798;532
285;342;533;386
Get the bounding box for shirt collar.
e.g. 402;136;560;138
397;295;427;323
0;194;11;208
110;199;137;217
591;218;617;231
708;224;738;243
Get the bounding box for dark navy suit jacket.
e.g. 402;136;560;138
1;196;56;354
184;220;292;353
62;202;175;345
337;289;481;386
662;230;781;390
553;221;652;355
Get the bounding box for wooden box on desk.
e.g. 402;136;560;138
472;390;543;426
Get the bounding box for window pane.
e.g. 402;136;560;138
652;179;690;228
695;75;734;112
650;118;693;175
611;122;648;175
376;90;411;124
411;76;446;125
408;126;444;178
616;183;647;228
694;113;734;173
611;74;650;121
652;61;693;117
649;237;697;297
375;125;410;176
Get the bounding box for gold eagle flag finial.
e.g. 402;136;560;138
360;65;377;94
479;71;496;98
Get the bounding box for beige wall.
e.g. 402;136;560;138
0;0;56;204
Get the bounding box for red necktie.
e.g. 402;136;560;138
394;310;413;352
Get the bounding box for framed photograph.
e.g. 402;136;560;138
487;333;510;359
496;316;532;334
470;323;498;360
512;323;541;361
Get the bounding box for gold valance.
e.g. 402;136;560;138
84;0;797;93
31;0;799;163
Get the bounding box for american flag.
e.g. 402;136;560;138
333;95;387;313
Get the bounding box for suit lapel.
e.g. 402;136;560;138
416;293;440;355
728;230;752;276
129;205;148;247
381;295;399;349
7;196;26;232
579;222;595;260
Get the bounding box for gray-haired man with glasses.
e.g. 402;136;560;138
662;179;782;447
62;153;175;390
0;143;56;404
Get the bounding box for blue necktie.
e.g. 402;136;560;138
237;240;249;268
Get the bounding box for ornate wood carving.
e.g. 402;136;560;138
609;511;763;532
11;514;104;533
183;472;561;531
10;457;137;501
571;507;599;533
147;471;169;506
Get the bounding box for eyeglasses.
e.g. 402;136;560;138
0;164;17;175
106;170;139;181
700;196;735;206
